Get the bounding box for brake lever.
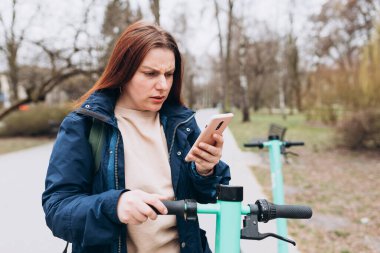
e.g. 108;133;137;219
259;232;296;246
284;151;299;157
241;207;296;246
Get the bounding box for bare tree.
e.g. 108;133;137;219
0;0;39;102
170;7;198;109
284;0;302;112
238;28;250;122
311;0;378;71
245;27;280;112
307;0;379;114
183;53;196;108
150;0;160;25
213;0;235;113
100;0;142;67
0;0;101;119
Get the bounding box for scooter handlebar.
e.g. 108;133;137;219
243;142;264;148
254;199;312;222
153;199;313;223
162;200;185;216
284;141;305;147
151;200;197;221
275;204;312;219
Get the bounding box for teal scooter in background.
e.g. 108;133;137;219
244;135;305;253
156;184;312;253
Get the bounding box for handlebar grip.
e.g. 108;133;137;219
162;200;185;216
284;142;305;147
274;204;312;219
244;142;264;148
255;199;312;222
151;199;197;221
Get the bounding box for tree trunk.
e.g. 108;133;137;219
213;0;225;111
150;0;160;25
224;0;234;113
7;43;19;101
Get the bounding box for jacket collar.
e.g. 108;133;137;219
77;88;195;127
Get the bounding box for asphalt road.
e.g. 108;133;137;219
0;143;65;252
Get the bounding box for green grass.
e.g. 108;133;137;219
0;137;52;155
229;110;334;151
229;109;380;253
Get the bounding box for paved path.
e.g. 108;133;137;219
0;108;300;252
0;143;66;252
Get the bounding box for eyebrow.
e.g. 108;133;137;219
140;66;175;72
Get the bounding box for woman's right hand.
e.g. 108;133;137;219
117;190;168;225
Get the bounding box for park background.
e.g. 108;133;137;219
0;0;379;252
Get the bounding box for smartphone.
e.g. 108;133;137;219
185;113;234;161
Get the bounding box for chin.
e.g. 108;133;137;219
145;104;163;112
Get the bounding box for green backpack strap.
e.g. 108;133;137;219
89;118;106;174
62;119;105;252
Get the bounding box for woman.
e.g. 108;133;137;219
42;20;230;253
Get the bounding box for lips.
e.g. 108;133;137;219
151;96;165;99
150;96;166;103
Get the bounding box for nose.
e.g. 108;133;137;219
156;74;169;90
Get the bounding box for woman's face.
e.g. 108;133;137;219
120;48;175;112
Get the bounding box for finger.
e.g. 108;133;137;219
192;147;218;164
138;203;157;221
185;153;196;162
130;208;149;224
199;142;221;157
143;194;168;215
194;152;216;167
212;134;224;148
184;154;192;162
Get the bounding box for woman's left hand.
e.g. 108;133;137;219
186;134;224;176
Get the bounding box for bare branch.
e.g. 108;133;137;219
18;4;41;43
40;68;99;97
30;40;58;74
10;0;17;42
0;0;103;120
0;7;9;42
69;0;96;60
150;0;160;25
213;0;224;60
0;97;31;119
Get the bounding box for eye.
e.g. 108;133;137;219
144;72;157;77
165;72;174;78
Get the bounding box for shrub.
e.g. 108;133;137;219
337;110;380;150
0;104;71;137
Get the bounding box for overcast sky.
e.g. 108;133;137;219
0;0;326;72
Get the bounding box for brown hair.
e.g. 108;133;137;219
76;20;183;107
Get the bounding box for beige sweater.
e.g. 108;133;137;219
114;105;179;253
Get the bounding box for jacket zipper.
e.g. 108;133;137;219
78;109;123;253
113;131;122;253
168;113;195;161
114;132;120;190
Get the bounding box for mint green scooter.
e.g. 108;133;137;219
244;135;305;253
157;184;312;253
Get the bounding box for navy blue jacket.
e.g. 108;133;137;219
42;89;231;253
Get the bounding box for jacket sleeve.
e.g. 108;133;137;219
187;118;231;203
42;114;124;246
